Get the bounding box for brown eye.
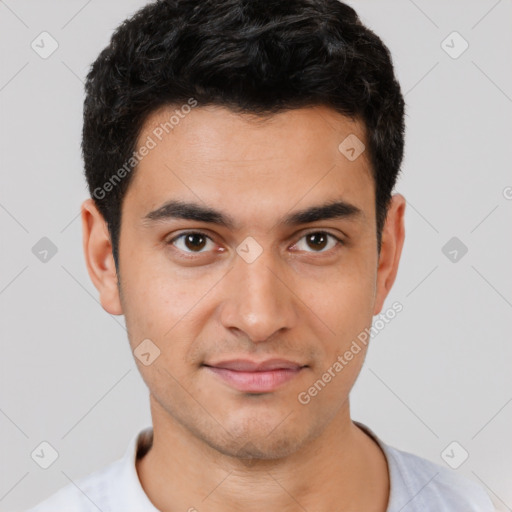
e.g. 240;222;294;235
293;231;342;253
306;232;328;251
169;232;214;253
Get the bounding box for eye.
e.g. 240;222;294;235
168;231;216;253
167;230;344;257
292;231;343;253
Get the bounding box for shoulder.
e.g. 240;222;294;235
384;443;495;512
24;427;154;512
354;421;495;512
24;456;125;512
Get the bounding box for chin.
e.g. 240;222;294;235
200;412;312;461
211;432;302;461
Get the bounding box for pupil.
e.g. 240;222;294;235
185;234;206;251
308;233;327;250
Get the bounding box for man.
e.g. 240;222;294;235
26;0;495;510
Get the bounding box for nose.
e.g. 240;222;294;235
218;246;298;344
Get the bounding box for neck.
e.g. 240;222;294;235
136;396;390;512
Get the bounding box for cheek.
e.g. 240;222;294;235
298;255;376;339
331;278;374;329
121;253;201;333
120;260;211;378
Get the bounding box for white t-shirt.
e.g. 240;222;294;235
24;422;495;512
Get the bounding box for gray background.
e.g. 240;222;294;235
0;0;511;510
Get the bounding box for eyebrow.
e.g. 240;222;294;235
142;199;364;230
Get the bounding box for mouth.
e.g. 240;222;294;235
202;358;308;393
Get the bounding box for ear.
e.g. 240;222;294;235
373;193;406;315
81;198;123;315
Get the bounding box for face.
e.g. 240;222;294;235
82;104;405;459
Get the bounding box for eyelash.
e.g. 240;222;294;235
166;230;345;258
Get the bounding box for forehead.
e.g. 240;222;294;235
123;104;374;225
136;104;369;166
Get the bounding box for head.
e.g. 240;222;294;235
82;0;406;459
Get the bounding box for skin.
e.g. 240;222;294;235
82;104;406;512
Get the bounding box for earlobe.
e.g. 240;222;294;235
81;198;123;315
373;193;406;316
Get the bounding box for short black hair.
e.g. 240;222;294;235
82;0;405;271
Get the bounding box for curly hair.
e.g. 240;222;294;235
82;0;406;270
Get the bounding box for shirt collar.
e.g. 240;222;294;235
115;425;159;511
353;420;400;511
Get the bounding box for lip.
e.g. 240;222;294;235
205;358;305;372
203;358;307;393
